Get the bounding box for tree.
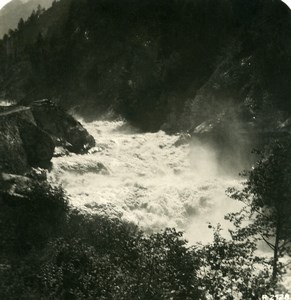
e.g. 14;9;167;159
17;18;25;31
196;224;273;299
226;141;291;287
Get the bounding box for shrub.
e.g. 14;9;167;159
39;214;202;300
0;180;69;256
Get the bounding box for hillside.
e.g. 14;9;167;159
0;0;290;132
0;0;54;38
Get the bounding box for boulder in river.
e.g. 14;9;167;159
30;99;95;153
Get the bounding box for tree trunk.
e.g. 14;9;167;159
272;221;280;284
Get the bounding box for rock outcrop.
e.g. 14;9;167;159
0;100;95;176
30;100;95;153
0;106;54;174
19;118;55;168
0;111;29;174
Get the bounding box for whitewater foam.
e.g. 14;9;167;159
49;120;241;243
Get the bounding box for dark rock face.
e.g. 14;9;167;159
31;100;95;153
0;114;29;174
0;106;55;173
0;100;95;176
18;119;55;168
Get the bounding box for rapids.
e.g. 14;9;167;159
49;120;241;243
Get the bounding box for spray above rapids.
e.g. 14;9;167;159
49;120;241;243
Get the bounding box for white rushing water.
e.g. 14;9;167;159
0;99;16;106
49;119;242;243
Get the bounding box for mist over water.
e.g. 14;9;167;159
49;119;243;243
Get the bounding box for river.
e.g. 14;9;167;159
49;119;241;244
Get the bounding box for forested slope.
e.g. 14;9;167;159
0;0;54;38
0;0;290;132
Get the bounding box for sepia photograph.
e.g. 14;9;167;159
0;0;291;299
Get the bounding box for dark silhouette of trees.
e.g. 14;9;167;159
0;182;203;299
0;0;290;130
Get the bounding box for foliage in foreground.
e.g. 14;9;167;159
0;181;68;256
39;216;201;300
227;141;291;286
0;182;202;299
1;141;290;300
197;225;275;300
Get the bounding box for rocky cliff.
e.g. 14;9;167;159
30;99;95;153
0;106;54;173
0;100;95;175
